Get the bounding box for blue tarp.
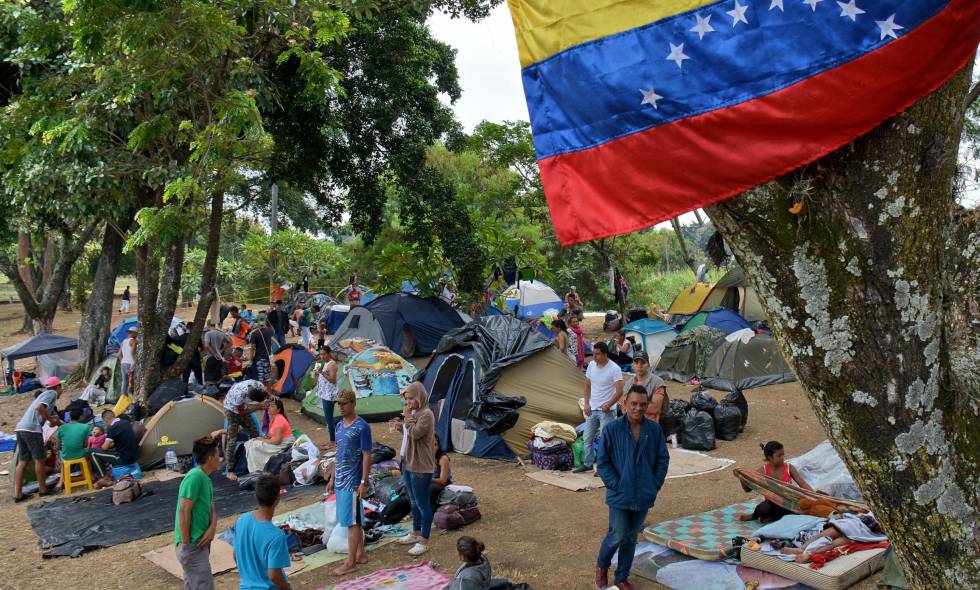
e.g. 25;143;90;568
683;309;752;336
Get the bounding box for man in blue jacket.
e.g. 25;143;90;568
595;385;670;590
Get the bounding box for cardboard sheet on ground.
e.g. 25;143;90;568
525;448;733;491
142;540;237;580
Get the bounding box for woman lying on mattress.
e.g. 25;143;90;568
780;513;887;563
737;440;814;523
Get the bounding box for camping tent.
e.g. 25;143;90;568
325;304;350;334
421;316;586;460
656;326;726;383
302;345;417;423
624;319;677;362
666;283;714;316
696;268;766;322
271;345;316;397
139;396;225;467
1;333;79;385
337;284;376;305
679;309;752;336
328;293;467;357
107;317;184;355
503;280;563;319
701;333;796;392
88;356;124;403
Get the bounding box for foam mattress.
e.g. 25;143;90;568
740;545;887;590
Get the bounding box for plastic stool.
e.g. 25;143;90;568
61;457;94;494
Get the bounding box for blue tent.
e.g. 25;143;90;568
325;305;349;335
107;317;139;355
329;293;467;357
271;345;316;397
624;318;678;359
680;308;752;336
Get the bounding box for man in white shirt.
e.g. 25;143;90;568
574;342;624;475
118;326;137;395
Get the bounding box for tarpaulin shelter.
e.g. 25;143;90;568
303;345;416;423
329;293;467;357
624;318;677;362
139;396;225;468
1;333;79;385
420;316;585;460
696;268;766;322
701;332;795;392
271;345;315;397
656;326;726;383
680;308;752;336
503;280;563;319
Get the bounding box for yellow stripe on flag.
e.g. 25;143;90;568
508;0;717;68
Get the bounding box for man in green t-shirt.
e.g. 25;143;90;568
56;407;92;462
175;437;221;590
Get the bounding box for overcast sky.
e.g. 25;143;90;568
428;7;978;209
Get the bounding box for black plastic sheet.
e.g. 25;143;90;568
465;394;526;435
28;472;321;557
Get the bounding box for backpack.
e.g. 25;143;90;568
112;477;143;505
437;486;478;508
433;503;481;531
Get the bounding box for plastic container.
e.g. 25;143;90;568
165;448;178;471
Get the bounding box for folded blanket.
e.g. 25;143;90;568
828;513;888;543
753;515;827;540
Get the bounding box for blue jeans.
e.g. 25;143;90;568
583;408;615;467
402;470;434;540
597;506;648;583
274;331;286;347
320;399;336;442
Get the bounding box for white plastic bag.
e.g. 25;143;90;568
323;499;337;530
291;434;320;461
325;523;350;553
293;457;321;486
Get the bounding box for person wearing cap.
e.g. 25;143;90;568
629;352;669;424
119;325;137;395
267;300;290;347
13;376;63;501
328;389;372;575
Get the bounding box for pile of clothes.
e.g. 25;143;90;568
526;421;577;470
660;388;748;451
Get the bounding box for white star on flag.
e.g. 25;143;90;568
666;43;690;69
690;14;714;40
803;0;823;11
727;1;749;27
837;0;865;21
640;88;663;109
770;0;784;11
876;14;903;39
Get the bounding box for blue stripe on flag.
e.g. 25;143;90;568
522;0;948;160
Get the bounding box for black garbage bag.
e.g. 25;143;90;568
371;443;396;465
661;399;689;437
372;475;407;504
690;389;718;413
681;409;716;451
713;403;742;441
723;389;749;431
465;394;527;435
262;449;293;477
147;378;189;416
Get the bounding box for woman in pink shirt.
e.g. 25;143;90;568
244;398;294;473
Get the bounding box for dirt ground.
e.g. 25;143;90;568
0;304;877;590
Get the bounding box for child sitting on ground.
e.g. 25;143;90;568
87;425;107;450
737;441;813;523
443;536;492;590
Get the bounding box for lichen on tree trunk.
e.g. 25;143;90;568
705;66;979;587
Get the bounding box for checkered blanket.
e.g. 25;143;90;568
643;501;758;561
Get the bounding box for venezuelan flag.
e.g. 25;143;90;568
508;0;980;245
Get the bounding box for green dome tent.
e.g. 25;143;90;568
655;326;726;383
701;333;796;392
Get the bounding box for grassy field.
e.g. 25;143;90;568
0;275;138;303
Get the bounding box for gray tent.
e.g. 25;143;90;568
701;333;796;392
655;326;726;383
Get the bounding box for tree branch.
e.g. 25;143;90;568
670;217;697;275
965;81;980;111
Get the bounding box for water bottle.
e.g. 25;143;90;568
165;448;178;471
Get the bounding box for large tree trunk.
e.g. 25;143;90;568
134;235;186;403
77;225;125;378
168;190;224;379
705;66;978;588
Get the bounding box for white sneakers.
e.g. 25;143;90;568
396;533;429;555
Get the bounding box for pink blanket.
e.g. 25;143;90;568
323;561;451;590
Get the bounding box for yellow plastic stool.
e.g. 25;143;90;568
61;457;94;495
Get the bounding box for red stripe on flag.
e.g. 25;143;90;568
540;0;979;246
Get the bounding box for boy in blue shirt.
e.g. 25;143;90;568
328;389;372;576
234;474;292;590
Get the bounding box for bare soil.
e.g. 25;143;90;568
0;305;875;590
